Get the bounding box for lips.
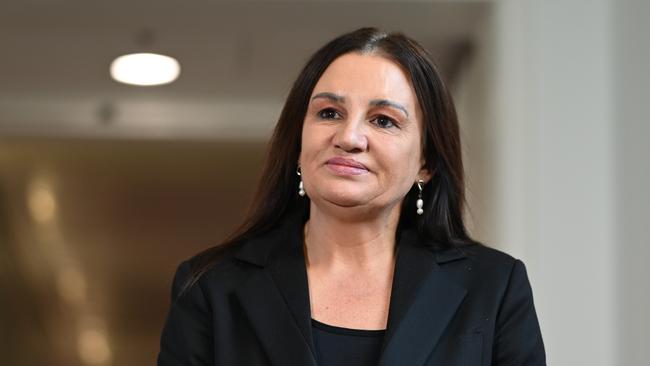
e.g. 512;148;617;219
325;157;369;175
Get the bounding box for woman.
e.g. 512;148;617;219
157;28;546;366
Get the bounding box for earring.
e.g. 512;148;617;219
416;179;424;215
297;167;305;196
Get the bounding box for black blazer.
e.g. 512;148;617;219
157;213;545;366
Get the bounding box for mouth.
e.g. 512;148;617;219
325;157;369;176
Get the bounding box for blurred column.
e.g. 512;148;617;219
613;1;650;365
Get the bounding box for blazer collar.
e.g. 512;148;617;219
234;213;468;366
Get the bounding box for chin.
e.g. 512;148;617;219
317;189;369;208
325;197;365;208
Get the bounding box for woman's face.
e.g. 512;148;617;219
299;52;430;214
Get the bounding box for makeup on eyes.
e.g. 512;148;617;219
312;92;408;114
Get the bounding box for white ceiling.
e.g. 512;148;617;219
0;0;488;139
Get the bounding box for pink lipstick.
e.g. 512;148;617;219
325;157;369;176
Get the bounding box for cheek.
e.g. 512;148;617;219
377;141;422;193
381;138;420;172
300;123;325;167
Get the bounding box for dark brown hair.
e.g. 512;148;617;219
181;27;476;293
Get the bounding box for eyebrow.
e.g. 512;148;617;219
369;99;409;118
311;92;409;118
311;92;345;106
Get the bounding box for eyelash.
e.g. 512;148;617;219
317;108;341;120
316;108;398;129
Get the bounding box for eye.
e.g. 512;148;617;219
371;115;397;129
317;108;341;120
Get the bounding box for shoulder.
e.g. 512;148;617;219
435;242;531;295
462;242;519;271
172;215;302;299
435;241;519;270
169;240;253;302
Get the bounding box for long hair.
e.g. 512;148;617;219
180;27;476;294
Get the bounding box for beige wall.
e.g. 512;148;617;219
457;0;649;365
450;0;632;366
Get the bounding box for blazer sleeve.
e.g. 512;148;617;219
157;260;213;366
492;259;546;366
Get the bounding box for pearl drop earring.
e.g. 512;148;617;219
297;167;305;197
416;179;424;215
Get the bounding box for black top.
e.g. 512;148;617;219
311;318;385;366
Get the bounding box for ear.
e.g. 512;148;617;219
418;170;432;184
418;160;433;184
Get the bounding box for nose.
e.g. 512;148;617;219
333;115;368;153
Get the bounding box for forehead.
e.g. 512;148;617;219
311;53;419;112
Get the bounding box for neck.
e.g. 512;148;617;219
303;203;400;273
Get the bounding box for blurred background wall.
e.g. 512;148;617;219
0;0;647;365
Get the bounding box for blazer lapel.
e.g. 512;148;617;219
234;214;318;366
378;229;468;366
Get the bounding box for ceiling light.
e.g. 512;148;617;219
110;53;180;86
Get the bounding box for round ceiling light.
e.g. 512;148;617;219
110;53;180;86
